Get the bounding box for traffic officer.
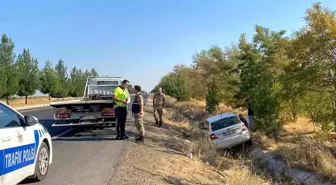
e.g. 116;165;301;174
132;85;145;142
113;79;130;140
153;87;166;127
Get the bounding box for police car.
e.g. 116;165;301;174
0;101;52;185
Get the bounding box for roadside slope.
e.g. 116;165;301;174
111;97;272;185
111;107;226;185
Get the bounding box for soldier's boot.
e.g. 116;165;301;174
154;118;159;125
136;135;144;142
159;121;162;127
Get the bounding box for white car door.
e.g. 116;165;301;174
0;104;36;185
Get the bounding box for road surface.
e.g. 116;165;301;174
18;105;137;185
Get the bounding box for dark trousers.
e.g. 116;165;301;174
116;107;127;137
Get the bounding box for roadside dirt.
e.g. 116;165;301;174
111;102;227;185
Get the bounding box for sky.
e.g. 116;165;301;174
1;0;336;92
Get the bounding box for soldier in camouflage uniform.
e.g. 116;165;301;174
153;87;166;127
132;85;145;142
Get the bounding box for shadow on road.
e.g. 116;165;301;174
53;127;140;142
19;178;37;184
39;119;73;137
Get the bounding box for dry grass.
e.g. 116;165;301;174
265;116;336;182
0;96;80;108
282;117;318;134
275;136;336;181
114;105;228;185
279;116;336;181
223;165;271;185
161;97;293;185
164;96;336;183
113;97;277;185
0;96;51;107
249;115;336;182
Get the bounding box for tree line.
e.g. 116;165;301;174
0;34;99;104
153;3;336;136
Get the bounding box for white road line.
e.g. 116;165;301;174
19;106;52;113
52;128;75;140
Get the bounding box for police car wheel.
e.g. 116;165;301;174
33;142;50;181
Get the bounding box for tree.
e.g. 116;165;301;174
90;68;99;77
40;60;60;100
300;91;333;131
236;26;288;138
151;2;336;134
69;67;88;97
206;80;220;114
69;67;79;97
157;65;192;101
17;49;39;104
0;34;19;104
192;45;241;106
293;3;336;130
54;59;69;98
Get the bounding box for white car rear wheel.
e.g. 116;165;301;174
33;142;50;181
246;138;253;146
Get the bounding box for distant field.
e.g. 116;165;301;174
0;96;79;108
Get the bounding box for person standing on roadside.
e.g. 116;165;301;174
238;114;249;129
245;98;254;132
153;87;166;127
113;79;130;140
132;85;145;142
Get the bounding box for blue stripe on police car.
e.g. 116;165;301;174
0;130;40;175
3;143;36;174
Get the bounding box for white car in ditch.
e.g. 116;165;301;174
0;101;53;185
205;112;252;149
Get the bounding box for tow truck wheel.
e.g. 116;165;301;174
33;142;50;181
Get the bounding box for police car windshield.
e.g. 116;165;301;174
211;116;241;131
0;104;21;127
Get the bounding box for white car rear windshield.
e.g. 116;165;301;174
211;116;241;131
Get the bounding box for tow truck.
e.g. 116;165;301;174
50;76;130;129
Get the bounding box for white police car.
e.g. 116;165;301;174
0;101;52;185
205;112;252;149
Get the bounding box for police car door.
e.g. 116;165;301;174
0;104;36;185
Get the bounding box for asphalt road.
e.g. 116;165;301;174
19;107;73;137
18;106;137;185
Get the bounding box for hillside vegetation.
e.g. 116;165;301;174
153;2;336;182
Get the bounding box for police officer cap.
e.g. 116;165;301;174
134;85;141;92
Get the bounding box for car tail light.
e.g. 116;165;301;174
102;108;115;116
210;133;217;140
55;108;72;118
